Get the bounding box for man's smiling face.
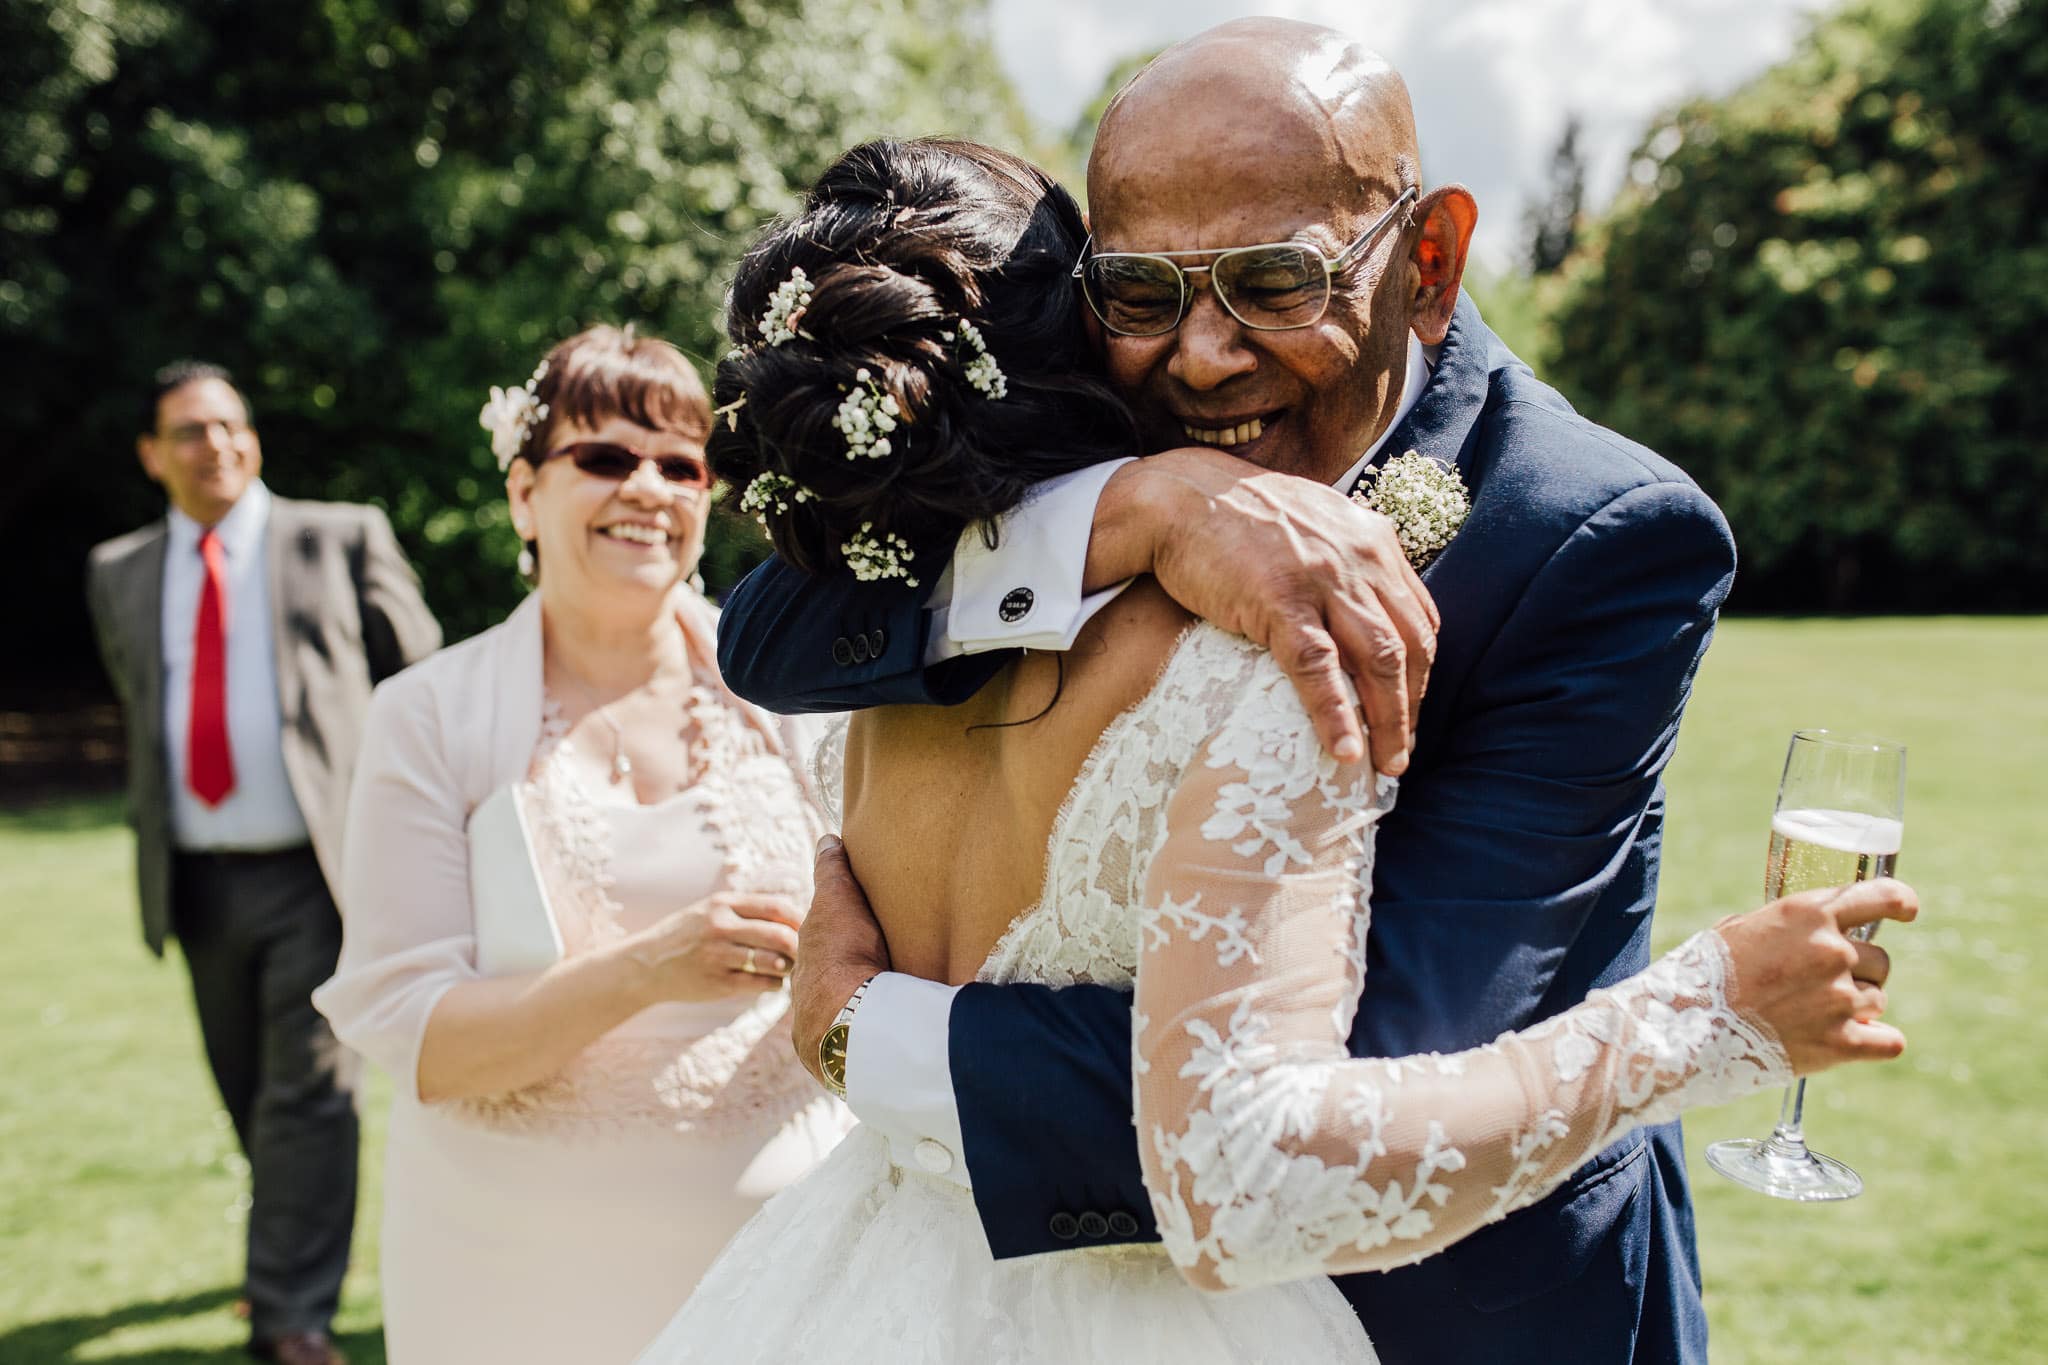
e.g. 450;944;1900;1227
1084;21;1464;487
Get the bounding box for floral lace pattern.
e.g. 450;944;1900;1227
633;622;1792;1364
1127;632;1791;1291
451;683;825;1140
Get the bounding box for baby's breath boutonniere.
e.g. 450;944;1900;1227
1353;450;1469;569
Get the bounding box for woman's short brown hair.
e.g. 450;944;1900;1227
514;324;710;465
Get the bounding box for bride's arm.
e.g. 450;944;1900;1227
1133;694;1908;1292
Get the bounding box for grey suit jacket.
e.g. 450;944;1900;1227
85;495;442;954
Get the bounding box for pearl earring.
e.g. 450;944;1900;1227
517;545;536;577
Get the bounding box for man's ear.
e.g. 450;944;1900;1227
136;434;163;485
1407;185;1477;346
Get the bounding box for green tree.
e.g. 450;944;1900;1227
3;0;1038;684
1545;0;2048;610
1523;114;1585;274
1059;48;1159;201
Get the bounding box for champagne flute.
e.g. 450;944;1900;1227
1704;729;1905;1201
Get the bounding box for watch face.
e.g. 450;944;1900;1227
820;1023;850;1087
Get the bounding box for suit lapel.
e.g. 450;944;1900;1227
1373;297;1508;757
267;496;305;720
1351;294;1499;504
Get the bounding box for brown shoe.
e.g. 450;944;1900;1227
249;1330;347;1365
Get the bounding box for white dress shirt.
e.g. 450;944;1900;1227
858;334;1435;1187
161;480;311;851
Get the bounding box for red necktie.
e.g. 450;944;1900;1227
187;527;236;806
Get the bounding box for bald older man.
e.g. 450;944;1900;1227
720;20;1731;1363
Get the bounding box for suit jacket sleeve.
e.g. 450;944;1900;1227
948;478;1736;1260
355;507;442;681
84;556;129;704
716;555;1009;713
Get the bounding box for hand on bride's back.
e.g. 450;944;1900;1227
1715;877;1918;1076
621;893;804;1003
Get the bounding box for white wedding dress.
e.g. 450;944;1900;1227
635;624;1791;1363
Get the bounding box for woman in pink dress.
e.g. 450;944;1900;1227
314;325;848;1363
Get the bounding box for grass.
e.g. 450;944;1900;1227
2;617;2043;1363
0;797;392;1364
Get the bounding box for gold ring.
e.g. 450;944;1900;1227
743;947;759;975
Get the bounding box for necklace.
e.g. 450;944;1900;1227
552;659;648;786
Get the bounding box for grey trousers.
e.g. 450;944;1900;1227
171;847;358;1342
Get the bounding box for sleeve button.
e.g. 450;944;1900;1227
850;633;872;663
912;1139;954;1174
1078;1211;1109;1239
1048;1212;1080;1241
831;637;855;667
868;628;887;657
1107;1211;1139;1237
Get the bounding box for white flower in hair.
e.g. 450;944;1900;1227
479;358;550;470
842;522;917;587
739;471;812;528
944;321;1008;399
759;268;815;347
832;368;902;460
1352;450;1470;569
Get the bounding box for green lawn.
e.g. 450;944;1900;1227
2;618;2042;1363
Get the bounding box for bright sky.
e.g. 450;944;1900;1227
987;0;1837;268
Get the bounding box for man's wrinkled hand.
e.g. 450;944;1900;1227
1121;450;1439;774
792;834;892;1087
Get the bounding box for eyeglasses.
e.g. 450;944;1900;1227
1073;186;1419;338
540;441;711;490
164;419;252;445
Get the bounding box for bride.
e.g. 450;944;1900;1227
635;137;1912;1362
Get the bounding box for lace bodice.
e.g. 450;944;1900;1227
450;686;826;1139
977;624;1791;1290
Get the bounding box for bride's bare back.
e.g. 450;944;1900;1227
840;580;1192;985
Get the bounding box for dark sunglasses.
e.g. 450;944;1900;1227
540;441;711;489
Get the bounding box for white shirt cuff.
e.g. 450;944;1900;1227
923;459;1137;664
844;972;972;1188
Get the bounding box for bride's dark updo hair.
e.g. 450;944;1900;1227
711;138;1139;580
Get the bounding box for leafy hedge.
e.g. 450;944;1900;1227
3;0;1038;684
1545;0;2046;610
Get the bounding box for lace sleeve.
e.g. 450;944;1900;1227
1132;671;1793;1293
805;714;848;830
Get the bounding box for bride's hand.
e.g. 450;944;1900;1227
1714;877;1919;1076
622;892;804;1003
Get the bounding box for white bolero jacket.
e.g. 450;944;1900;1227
313;589;818;1120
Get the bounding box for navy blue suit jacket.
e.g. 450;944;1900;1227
718;297;1733;1364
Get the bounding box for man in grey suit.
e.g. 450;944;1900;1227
86;361;441;1365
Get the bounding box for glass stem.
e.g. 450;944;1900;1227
1769;1081;1811;1155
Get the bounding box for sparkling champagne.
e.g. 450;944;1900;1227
1766;808;1902;939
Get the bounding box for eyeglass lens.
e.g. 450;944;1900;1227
1083;244;1331;337
555;442;710;488
166;420;250;444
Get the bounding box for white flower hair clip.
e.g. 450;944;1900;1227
1352;450;1470;569
738;470;812;529
832;369;902;460
842;522;917;587
759;268;814;347
479;359;550;470
944;321;1007;399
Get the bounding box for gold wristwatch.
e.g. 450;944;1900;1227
818;976;874;1098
